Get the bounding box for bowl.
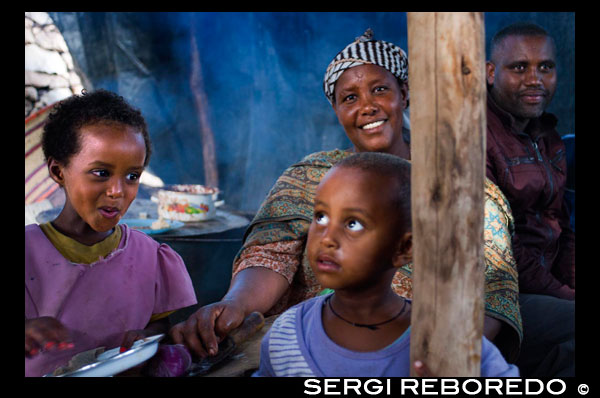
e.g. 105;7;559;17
154;184;224;222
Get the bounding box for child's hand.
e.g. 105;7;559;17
413;360;434;377
25;317;74;358
120;318;170;353
119;329;151;353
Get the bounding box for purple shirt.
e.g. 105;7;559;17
25;224;197;377
255;294;519;377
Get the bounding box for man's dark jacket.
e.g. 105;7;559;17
486;94;575;300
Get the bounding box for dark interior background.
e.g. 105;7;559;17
49;12;575;214
46;12;575;317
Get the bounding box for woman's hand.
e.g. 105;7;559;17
169;299;246;358
25;317;74;357
169;267;289;359
170;267;288;358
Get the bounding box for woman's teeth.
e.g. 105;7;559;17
361;120;384;130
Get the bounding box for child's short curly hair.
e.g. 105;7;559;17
334;152;412;232
42;89;152;167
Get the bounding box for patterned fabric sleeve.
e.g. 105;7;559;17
481;178;522;359
232;240;304;284
234;149;350;253
228;150;351;315
395;179;522;360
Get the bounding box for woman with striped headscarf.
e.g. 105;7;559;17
170;29;522;367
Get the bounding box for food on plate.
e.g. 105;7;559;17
151;218;170;230
52;347;106;376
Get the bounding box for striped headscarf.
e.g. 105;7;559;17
323;28;409;105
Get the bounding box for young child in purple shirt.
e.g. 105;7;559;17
255;152;518;377
25;90;197;377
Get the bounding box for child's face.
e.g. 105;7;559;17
54;122;146;233
307;167;405;291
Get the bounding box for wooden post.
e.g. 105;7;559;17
407;12;487;376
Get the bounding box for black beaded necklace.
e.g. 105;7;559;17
324;295;407;331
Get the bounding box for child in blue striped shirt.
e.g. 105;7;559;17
254;152;518;377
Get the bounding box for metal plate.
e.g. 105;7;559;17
44;334;164;377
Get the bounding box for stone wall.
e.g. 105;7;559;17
25;12;84;118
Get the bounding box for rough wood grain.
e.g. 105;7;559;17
406;12;487;377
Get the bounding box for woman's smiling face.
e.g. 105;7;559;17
332;64;408;157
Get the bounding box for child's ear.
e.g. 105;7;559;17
392;231;413;268
47;158;65;186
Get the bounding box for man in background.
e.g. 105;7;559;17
485;22;575;377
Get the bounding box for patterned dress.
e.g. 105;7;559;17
233;149;522;361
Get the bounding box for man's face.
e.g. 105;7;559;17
487;34;557;123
